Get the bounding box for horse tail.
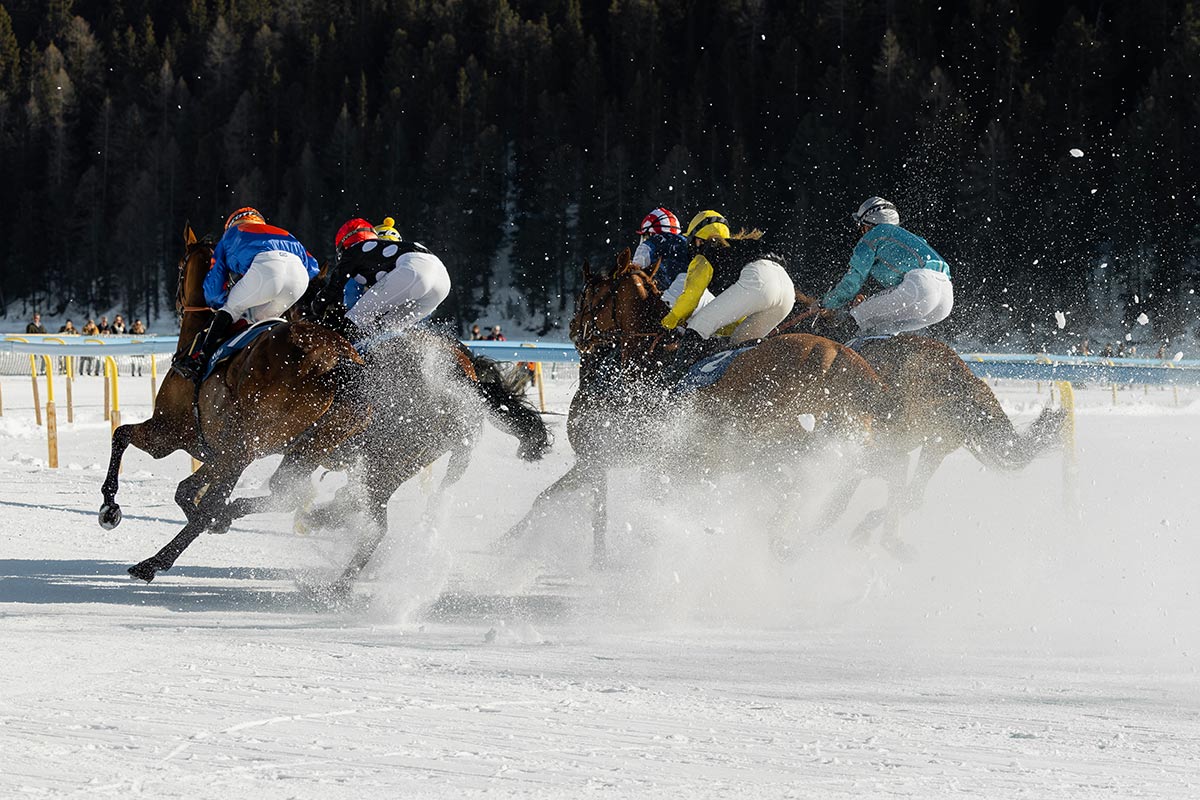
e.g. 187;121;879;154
960;378;1066;470
466;351;552;461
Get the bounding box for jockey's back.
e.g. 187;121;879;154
823;223;949;310
205;222;319;307
633;233;690;291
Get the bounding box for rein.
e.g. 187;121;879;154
574;269;669;361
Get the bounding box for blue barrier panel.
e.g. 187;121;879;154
2;335;179;356
462;340;580;362
960;353;1200;386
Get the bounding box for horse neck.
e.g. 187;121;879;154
177;250;215;353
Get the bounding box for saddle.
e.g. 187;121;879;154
201;318;284;381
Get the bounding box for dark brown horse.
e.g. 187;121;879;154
769;292;1067;556
198;271;553;596
496;250;892;565
99;226;368;582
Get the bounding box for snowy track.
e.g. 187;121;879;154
2;375;1199;797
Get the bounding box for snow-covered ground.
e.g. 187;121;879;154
1;371;1199;798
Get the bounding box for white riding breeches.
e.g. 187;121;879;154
687;259;796;344
850;268;953;336
346;251;452;332
663;272;715;312
221;250;311;322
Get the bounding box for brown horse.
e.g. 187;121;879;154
495;250;892;565
769;291;1067;556
209;327;553;595
99;226;368;582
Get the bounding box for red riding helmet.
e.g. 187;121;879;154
636;207;682;237
335;218;378;256
225;207;265;229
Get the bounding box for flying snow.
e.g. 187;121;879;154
1054;311;1067;330
1137;312;1150;326
1069;148;1085;157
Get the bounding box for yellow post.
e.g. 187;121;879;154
1173;385;1179;408
43;355;58;468
102;358;111;421
1111;384;1117;406
1055;380;1078;518
191;457;202;473
534;361;546;413
43;338;72;424
29;354;42;427
106;356;121;436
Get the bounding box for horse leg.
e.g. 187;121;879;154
491;461;598;551
128;468;241;582
425;435;474;519
99;416;188;529
900;439;956;514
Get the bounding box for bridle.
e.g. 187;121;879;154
177;240;217;315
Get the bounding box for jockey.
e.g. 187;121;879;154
177;207;318;380
662;210;796;355
333;216;452;339
817;197;953;336
631;207;713;310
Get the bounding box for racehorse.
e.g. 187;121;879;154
769;292;1067;556
201;274;553;596
99;226;368;582
496;250;892;566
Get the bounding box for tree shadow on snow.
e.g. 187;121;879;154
0;559;354;614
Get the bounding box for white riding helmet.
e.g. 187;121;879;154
852;196;900;226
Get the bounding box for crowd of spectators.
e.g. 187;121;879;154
21;312;152;376
469;323;507;341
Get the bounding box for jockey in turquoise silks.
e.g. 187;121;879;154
816;197;953;337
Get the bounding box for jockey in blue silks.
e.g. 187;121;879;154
631;207;714;311
177;207;319;380
816;197;953;336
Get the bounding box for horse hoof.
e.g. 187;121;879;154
98;503;123;530
127;562;157;583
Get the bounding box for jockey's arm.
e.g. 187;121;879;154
631;241;653;269
202;241;232;308
821;238;876;310
661;255;714;329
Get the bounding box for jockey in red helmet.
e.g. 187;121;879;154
631;207;713;312
327;216;451;342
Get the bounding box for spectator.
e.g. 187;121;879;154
59;320;78;335
1156;343;1168;360
112;314;127;335
470;324;484;340
130;319;148;375
81;319;101;375
98;315;113;335
26;313;46;334
487;325;506;341
1102;343;1114;358
1079;339;1091;356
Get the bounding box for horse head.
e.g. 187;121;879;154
174;224;217;350
571;249;668;353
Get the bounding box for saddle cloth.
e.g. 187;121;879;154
672;345;756;396
203;318;285;381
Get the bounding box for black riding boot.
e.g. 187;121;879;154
177;310;234;381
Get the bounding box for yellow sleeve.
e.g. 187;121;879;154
661;255;713;329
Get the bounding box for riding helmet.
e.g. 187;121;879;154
851;197;900;226
685;210;731;241
225;207;265;229
637;207;681;237
335;218;378;256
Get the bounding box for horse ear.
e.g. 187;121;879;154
618;248;631;269
582;259;593;282
648;257;662;281
184;223;196;246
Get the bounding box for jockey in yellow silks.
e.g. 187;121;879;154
662;211;795;356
